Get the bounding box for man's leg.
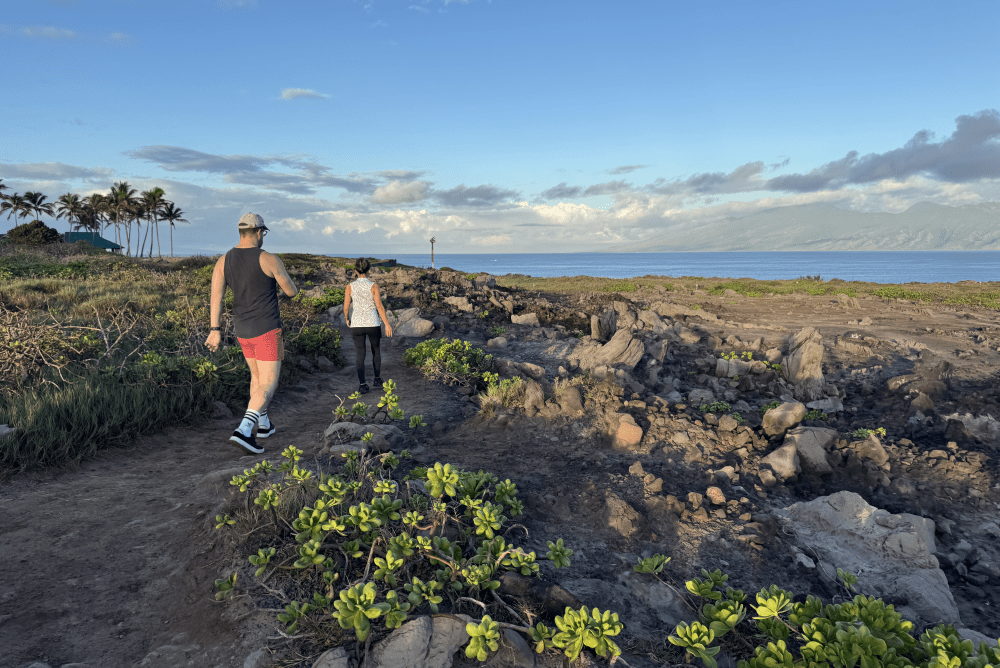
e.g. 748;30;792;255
231;344;266;453
246;356;260;434
249;359;280;414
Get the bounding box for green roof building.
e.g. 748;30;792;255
63;232;123;253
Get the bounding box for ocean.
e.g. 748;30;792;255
385;252;1000;284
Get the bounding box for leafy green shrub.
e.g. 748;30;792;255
293;286;345;313
803;409;829;421
479;372;525;418
758;400;780;415
873;285;932;302
403;338;495;388
599;281;637;293
6;220;62;246
661;568;1000;668
215;448;615;664
286;323;344;364
850;426;886;439
710;281;765;298
700;401;731;414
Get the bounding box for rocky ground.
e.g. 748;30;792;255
5;266;1000;668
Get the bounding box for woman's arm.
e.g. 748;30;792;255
372;283;393;337
343;284;352;328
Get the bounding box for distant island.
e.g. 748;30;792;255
627;201;1000;252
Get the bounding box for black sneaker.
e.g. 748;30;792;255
230;429;264;454
359;383;370;394
373;377;384;388
257;422;276;439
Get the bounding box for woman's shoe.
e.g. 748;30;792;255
359;383;370;394
373;377;384;388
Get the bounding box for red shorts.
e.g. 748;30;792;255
237;328;284;362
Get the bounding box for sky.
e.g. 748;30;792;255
2;0;1000;256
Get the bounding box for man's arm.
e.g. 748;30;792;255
205;255;227;351
262;252;298;297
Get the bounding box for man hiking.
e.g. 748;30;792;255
205;213;298;454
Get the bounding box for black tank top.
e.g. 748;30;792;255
224;247;282;339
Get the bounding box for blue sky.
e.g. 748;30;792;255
2;0;1000;255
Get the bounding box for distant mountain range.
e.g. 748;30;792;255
637;201;1000;251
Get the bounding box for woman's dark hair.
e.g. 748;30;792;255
355;257;371;275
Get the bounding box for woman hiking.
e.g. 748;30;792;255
343;257;393;394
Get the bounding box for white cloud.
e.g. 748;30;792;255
371;180;428;204
22;26;76;39
219;0;256;8
107;32;133;45
280;88;330;100
370;20;389;28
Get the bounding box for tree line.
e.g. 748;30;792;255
0;179;189;258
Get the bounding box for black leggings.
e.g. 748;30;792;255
350;326;382;384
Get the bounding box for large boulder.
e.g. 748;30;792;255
577;329;644;372
778;491;959;626
523;379;545;416
443;296;473;312
782;426;837;474
323;422;406;450
638;309;669;334
512;312;540;326
369;613;474;668
387;308;435;337
762;401;807;437
785;327;825;401
760;443;800;481
591;307;617;341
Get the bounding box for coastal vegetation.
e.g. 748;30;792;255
0;177;188;258
0;242;344;473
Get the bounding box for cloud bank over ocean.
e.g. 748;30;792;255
3;111;1000;255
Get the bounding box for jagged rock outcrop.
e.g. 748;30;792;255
386;308;435;337
785;327;825;401
778;491;960;626
577;329;644;371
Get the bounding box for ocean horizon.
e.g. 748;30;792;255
378;251;1000;284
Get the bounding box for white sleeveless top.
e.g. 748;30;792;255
349;277;381;328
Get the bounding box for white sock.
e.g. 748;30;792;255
239;409;260;436
258;409;270;429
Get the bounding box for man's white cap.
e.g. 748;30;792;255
238;212;268;230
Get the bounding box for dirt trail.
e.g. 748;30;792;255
0;328;456;668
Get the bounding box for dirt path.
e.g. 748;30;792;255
0;328;458;668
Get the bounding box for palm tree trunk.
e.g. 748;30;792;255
140;219;150;258
155;216;162;258
170;224;174;258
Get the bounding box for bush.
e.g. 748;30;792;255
599;281;637;293
293;286;345;313
403;338;495;388
6;220;62;246
214;447;623;665
286;323;344;364
664;568;1000;668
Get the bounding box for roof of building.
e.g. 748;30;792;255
63;232;122;250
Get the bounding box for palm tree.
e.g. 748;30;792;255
140;187;166;258
57;193;87;232
160;202;188;258
108;182;137;256
82;194;107;235
0;193;29;231
23;191;55;224
0;179;8;199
